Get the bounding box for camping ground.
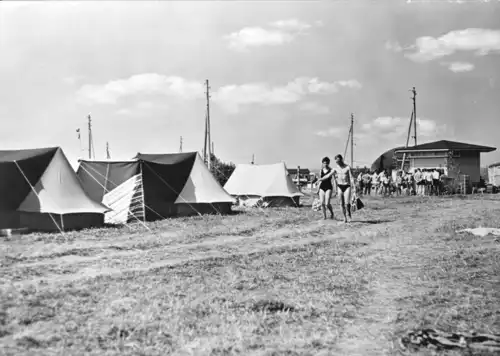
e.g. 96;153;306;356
1;195;499;355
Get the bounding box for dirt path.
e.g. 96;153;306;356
333;201;480;355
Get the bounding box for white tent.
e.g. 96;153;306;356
224;162;303;207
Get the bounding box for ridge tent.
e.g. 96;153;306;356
223;162;304;207
76;152;235;224
0;147;109;232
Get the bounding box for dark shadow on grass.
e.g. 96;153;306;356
354;219;392;224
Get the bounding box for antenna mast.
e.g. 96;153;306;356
87;114;95;160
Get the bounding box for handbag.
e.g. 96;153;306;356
351;193;364;212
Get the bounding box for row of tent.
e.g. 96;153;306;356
0;147;303;232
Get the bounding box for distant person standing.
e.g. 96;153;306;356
372;171;380;196
316;157;335;220
414;168;423;196
357;172;364;196
432;168;441;195
362;171;372;196
395;171;403;196
425;169;433;195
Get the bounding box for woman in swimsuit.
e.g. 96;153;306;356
334;154;355;223
316;157;335;220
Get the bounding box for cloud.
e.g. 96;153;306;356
404;28;500;62
212;77;362;113
63;76;84;85
385;41;403;53
298;101;330;115
76;73;204;105
224;19;321;51
443;61;475;73
359;116;446;141
116;101;166;116
316;127;344;138
77;74;361;114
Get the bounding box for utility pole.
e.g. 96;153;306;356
350;113;354;167
87;113;95;160
411;87;417;146
106;142;111;159
76;128;82;158
343;115;353;161
179;136;183;153
400;110;414;171
203;79;212;170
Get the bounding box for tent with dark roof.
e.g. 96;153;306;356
0;147;109;232
76;152;235;224
370;146;404;172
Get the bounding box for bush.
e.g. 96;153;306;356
210;153;235;186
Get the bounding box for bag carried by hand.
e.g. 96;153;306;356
351;194;364;212
312;198;321;211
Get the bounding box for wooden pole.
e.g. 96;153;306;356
350;113;354;167
412;87;417;146
297;165;301;190
106;142;111;159
205;79;212;170
87;114;92;160
400;110;414;171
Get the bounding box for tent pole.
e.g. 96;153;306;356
139;163;146;223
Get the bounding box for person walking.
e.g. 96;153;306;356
320;154;355;223
315;157;335;220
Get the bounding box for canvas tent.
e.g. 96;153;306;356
371;147;404;173
488;162;500;186
0;147;109;232
76;152;235;224
224;162;303;207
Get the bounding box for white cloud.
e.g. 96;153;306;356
444;61;475;73
385;41;403;53
76;73;204;105
299;101;330;115
360;116;446;140
225;19;322;51
404;28;500;62
212;77;362;113
63;76;84;85
77;74;361;114
316;127;344;138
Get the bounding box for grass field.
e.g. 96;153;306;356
1;194;500;355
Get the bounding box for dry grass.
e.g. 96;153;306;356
1;194;500;355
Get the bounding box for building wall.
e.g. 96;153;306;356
454;151;481;183
407;150;481;183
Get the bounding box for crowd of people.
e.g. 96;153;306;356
311;155;452;223
354;168;446;197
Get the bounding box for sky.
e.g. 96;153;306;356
1;1;500;171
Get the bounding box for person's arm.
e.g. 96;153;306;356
318;169;335;181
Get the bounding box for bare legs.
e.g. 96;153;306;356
319;189;334;219
338;186;352;223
